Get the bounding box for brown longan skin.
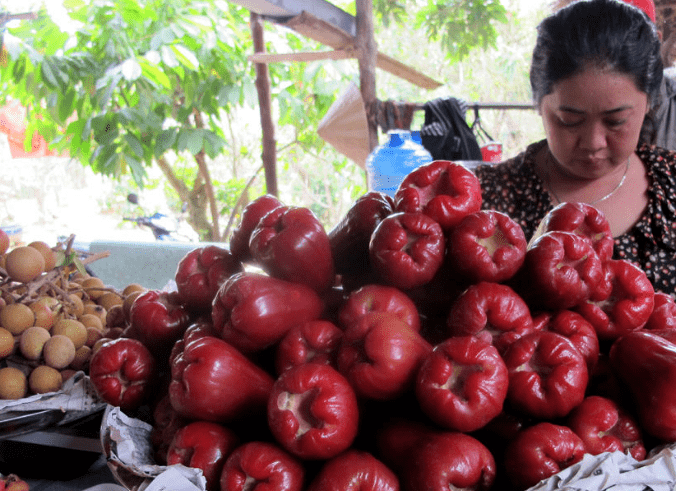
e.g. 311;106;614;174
0;327;15;359
97;292;123;312
81;277;106;300
0;303;35;336
82;303;107;325
29;365;63;394
123;290;144;321
123;283;146;297
52;319;87;350
5;246;45;283
66;294;85;318
42;334;76;370
27;241;57;271
29;296;61;331
70;345;92;371
0;367;28;400
19;326;51;361
79;313;104;332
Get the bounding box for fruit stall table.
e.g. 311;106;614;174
0;408;123;491
23;454;122;491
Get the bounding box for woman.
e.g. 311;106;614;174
475;0;676;295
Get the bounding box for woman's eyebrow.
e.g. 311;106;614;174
558;104;633;114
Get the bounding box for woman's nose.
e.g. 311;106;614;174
579;121;608;151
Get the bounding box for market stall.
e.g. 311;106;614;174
0;160;674;491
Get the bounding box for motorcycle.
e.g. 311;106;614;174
123;193;197;241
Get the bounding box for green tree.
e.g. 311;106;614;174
1;0;509;240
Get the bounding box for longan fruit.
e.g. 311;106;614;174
91;337;112;355
61;369;77;383
97;291;123;312
105;304;125;329
81;277;106;300
20;326;51;361
5;245;45;283
0;229;9;255
27;241;57;271
123;283;146;297
29;365;63;394
70;345;91;371
85;326;104;348
42;334;76;370
123;290;144;321
30;296;61;331
69;271;88;283
0;367;27;399
83;303;107;325
79;313;104;332
105;326;124;340
0;327;15;358
0;303;35;335
52;318;87;350
66;294;85;318
0;328;15;358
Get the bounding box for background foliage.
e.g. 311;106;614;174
0;0;548;243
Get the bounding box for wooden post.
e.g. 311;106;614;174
356;0;379;152
250;12;278;197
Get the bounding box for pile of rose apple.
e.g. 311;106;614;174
90;159;676;491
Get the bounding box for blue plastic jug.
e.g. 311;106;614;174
366;130;433;197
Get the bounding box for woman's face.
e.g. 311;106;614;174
539;66;649;180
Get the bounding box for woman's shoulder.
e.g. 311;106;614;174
638;143;676;187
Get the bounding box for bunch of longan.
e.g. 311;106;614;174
0;231;145;400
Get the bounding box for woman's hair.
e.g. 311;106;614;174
530;0;663;111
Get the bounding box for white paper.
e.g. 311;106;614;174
0;371;106;423
102;406;206;491
138;466;205;491
528;445;676;491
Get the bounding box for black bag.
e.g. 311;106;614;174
420;97;483;161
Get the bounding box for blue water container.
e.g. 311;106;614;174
366;130;433;197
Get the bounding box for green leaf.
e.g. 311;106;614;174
124;132;144;157
177;128;203;155
40;59;60;89
54;251;67;268
12;56;27;83
171;44;199;71
155;128;177;156
139;57;172;88
92;114;119;145
66;119;85;149
91;143;118;174
58;88;76;122
124;155;146;187
203;131;226;158
160;45;179;68
72;256;88;277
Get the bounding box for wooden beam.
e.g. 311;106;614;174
375;52;442;90
356;0;378;152
248;48;359;63
279;11;442;90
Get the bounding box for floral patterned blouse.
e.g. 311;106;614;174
473;139;676;296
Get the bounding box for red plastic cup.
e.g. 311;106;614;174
481;142;502;163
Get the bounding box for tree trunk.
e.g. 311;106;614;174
251;12;278;197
